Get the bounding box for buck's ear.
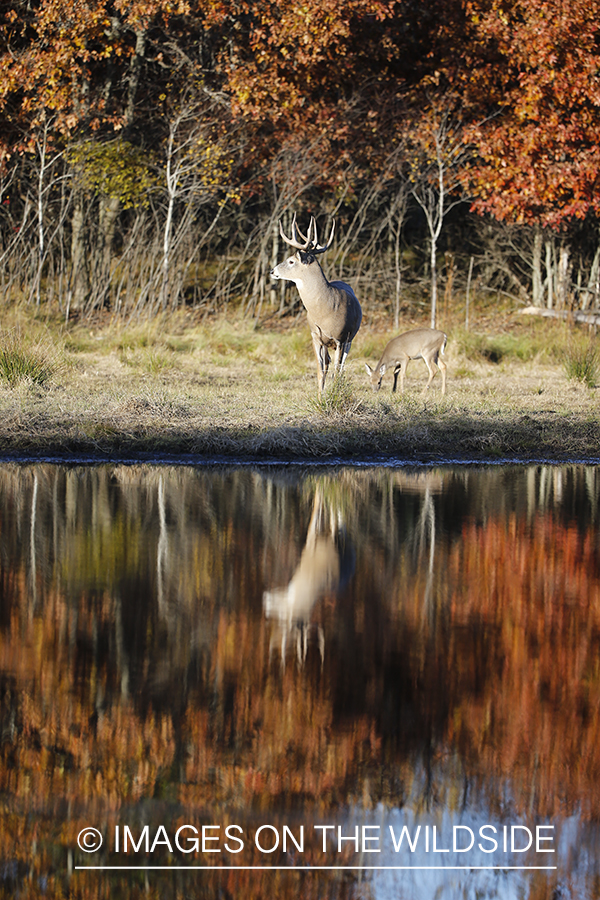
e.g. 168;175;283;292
365;363;373;375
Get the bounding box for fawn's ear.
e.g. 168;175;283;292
365;363;373;376
379;363;387;375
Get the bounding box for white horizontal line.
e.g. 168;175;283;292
75;865;558;871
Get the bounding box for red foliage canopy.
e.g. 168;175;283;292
464;0;600;227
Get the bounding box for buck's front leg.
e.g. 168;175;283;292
333;340;352;376
312;333;330;395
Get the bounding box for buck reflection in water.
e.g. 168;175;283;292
263;487;355;664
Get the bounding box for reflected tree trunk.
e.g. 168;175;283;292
29;474;38;613
157;476;168;615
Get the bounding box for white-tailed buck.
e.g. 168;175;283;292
365;328;448;394
271;214;362;395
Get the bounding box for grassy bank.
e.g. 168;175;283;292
0;301;598;464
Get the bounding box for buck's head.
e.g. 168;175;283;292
270;214;334;285
365;362;386;391
270;249;318;284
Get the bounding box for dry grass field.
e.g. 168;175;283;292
0;298;598;464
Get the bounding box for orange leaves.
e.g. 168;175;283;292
464;0;600;226
0;0;202;157
114;0;192;29
225;0;398;118
0;0;598;229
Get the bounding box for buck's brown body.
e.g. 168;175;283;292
271;215;362;396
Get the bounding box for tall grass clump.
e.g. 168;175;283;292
0;332;56;387
564;339;599;388
456;328;554;364
310;373;360;415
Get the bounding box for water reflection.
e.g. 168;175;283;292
0;462;599;899
263;486;355;662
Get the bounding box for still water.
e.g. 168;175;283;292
1;462;599;899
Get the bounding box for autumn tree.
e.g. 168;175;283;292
0;0;235;310
6;0;600;317
461;0;600;308
403;100;472;328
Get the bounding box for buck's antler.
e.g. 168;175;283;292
279;214;335;255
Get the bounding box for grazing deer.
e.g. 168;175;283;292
365;328;448;394
271;214;362;395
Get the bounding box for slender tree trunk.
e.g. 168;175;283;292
160;119;178;311
393;221;402;331
465;255;474;330
30;123;62;308
125;31;146;127
391;195;407;331
269;218;279;307
532;227;543;307
583;240;600;310
161;191;175;310
430;237;438;329
545;240;554;309
34;146;45;307
97;194;120;302
557;244;571;309
444;251;454;318
70;197;88;311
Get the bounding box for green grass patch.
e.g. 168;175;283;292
165;336;194;353
116;329;153;352
359;320;569;375
309;373;361;415
119;346;175;373
357;335;383;363
0;331;57;387
564;339;599;388
455;327;559;364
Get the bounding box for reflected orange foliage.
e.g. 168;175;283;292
445;514;600;819
0;464;598;899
